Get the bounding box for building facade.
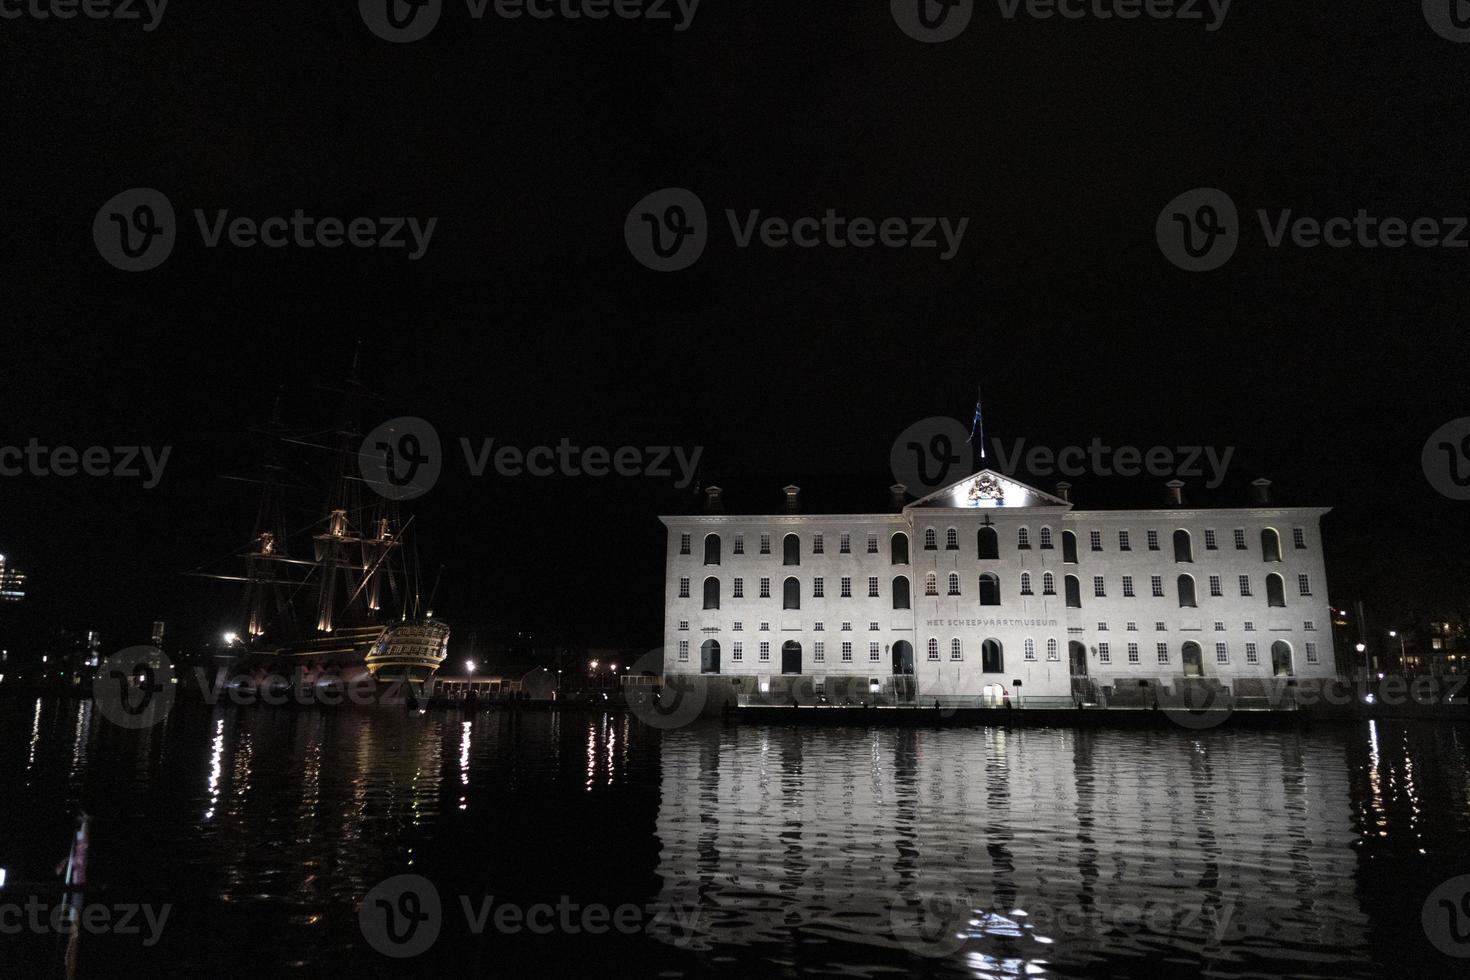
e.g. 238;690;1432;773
660;471;1337;705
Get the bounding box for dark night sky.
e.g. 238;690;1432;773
2;2;1468;655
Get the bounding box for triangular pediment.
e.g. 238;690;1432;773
907;469;1073;510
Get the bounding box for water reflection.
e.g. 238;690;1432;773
652;727;1375;978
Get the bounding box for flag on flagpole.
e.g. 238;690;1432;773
967;386;985;458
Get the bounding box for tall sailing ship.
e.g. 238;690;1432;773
196;366;449;699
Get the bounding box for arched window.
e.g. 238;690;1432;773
950;638;963;661
1043;572;1056;595
703;577;720;610
1062;530;1078;564
1020;572;1033;595
924;528;937;550
978;526;999;560
1261;528;1283;563
945;528;959;550
783;576;801;610
703;533;721;566
924;572;938;596
891;532;910;566
1018;527;1031;549
1271;640;1294;676
1039;527;1054;550
978;573;1001;606
1266;573;1286;608
927;638;940;661
783;533;800;566
1065;574;1082;608
947;572;961;596
892;576;911;610
1024;638;1036;661
981;639;1004;673
1047;638;1059;662
700;639;721;674
1173;529;1193;563
1177;574;1197;608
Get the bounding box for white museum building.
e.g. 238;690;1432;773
659;471;1337;706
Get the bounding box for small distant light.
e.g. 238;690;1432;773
1377;673;1385;680
224;632;238;645
465;660;475;673
0;868;6;888
1364;694;1376;704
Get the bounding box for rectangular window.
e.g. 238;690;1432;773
1216;642;1229;664
1234;529;1247;550
1304;620;1315;631
1093;576;1106;598
1214;621;1225;632
1205;529;1218;550
678;640;689;661
1244;621;1255;632
733;578;744;599
814;621;824;631
1099;642;1111;664
1298;574;1312;596
1306;642;1319;664
840;533;851;554
1147;530;1160;551
868;577;879;598
1154;621;1166;632
841;577;852;598
759;621;770;631
678;577;690;598
1097;621;1109;631
733;621;743;631
1294;528;1307;549
733;536;744;555
760;578;771;599
1126;621;1138;632
813;641;825;662
1238;575;1251;597
1122;576;1135;597
812;534;824;554
1209;575;1222;597
869;622;879;632
867;534;879;554
1246;642;1259;664
679;534;691;555
732;642;743;662
869;642;880;662
1090;530;1102;551
841;621;852;631
759;642;770;662
812;577;824;597
1157;643;1169;665
1151;576;1164;598
1127;643;1140;664
760;534;771;555
678;620;689;630
1119;530;1131;551
841;642;853;662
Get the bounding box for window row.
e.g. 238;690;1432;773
913;526;1309;563
681;531;908;566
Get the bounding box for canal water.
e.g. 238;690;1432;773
2;699;1468;979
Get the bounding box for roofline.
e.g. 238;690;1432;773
659;514;906;525
661;506;1332;525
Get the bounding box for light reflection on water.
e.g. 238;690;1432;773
1;699;1468;979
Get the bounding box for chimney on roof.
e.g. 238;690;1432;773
1166;480;1185;506
1251;478;1272;505
704;485;723;513
1055;481;1071;503
890;483;907;509
783;484;801;512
